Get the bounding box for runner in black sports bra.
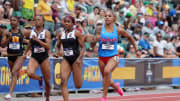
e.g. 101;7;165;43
24;15;51;101
54;16;85;101
60;29;80;65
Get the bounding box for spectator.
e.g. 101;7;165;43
77;0;87;13
167;4;179;26
21;0;34;21
153;32;166;57
2;0;13;19
117;9;125;25
153;21;165;38
142;20;153;35
132;24;142;41
146;2;153;16
96;9;105;23
81;18;89;34
118;45;125;58
139;1;147;15
124;12;133;31
95;0;107;10
169;24;179;37
138;32;151;52
57;0;69;16
75;19;83;33
164;35;176;55
36;0;54;37
67;0;75;12
149;12;158;27
51;1;61;29
11;0;22;18
73;5;86;19
83;0;94;13
126;44;137;58
134;12;143;24
123;2;130;16
88;6;100;25
0;7;10;24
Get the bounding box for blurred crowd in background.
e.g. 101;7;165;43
0;0;180;58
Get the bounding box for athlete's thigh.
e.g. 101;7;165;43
8;60;14;72
104;56;119;73
98;59;105;77
72;60;83;85
12;56;25;73
27;57;39;74
40;58;51;80
60;59;71;81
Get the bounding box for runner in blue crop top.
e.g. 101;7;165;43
86;10;139;101
98;24;118;57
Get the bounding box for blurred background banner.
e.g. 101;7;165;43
0;58;46;94
0;58;180;94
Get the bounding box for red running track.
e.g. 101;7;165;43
56;92;180;101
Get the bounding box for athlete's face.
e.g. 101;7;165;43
35;16;44;27
104;11;115;25
10;17;18;28
64;18;73;29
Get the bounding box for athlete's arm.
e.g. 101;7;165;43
54;33;62;57
21;29;31;44
117;27;138;52
90;26;101;48
1;30;10;48
32;30;51;50
24;40;31;57
75;30;85;60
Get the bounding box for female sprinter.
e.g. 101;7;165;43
24;15;51;101
2;16;29;100
54;16;85;101
89;10;138;101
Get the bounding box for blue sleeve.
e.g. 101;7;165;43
169;9;176;16
138;40;143;47
147;41;151;49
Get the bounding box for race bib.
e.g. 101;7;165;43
64;48;74;56
113;55;119;63
102;42;114;50
34;47;45;53
9;42;20;50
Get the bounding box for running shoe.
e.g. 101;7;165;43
39;76;43;89
4;94;11;101
101;97;107;101
116;82;124;96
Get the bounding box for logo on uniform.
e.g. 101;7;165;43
39;34;43;39
69;33;72;38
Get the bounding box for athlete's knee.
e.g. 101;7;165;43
60;77;67;86
11;71;18;77
104;70;111;76
46;82;51;89
75;83;82;89
44;79;51;87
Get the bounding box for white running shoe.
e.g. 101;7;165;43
4;94;11;101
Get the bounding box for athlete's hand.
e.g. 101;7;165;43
53;53;60;58
32;35;38;41
75;58;82;65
